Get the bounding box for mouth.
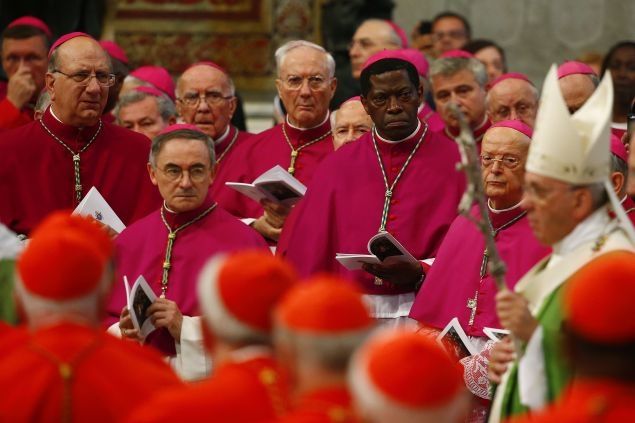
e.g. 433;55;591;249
385;120;409;128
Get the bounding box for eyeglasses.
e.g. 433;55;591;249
432;30;467;41
481;154;521;169
159;165;210;183
279;75;331;91
178;91;233;107
53;69;116;87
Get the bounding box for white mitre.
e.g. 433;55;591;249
526;65;613;185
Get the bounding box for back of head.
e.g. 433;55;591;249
274;276;372;373
564;251;635;379
349;328;468;423
15;212;113;328
197;251;297;346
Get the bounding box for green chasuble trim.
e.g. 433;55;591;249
0;259;16;324
500;285;572;418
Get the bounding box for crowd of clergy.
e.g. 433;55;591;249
0;9;635;423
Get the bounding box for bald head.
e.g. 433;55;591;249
481;126;531;209
486;78;538;127
331;99;372;150
349;19;403;79
176;64;236;139
46;36;112;127
558;73;597;114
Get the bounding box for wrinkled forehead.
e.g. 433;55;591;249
335;101;370;125
178;65;230;94
55;37;111;70
353;21;392;42
482;127;530;153
279;47;329;77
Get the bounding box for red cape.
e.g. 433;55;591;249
0;322;181;423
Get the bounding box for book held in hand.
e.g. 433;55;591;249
483;327;510;342
225;165;307;206
124;275;157;339
335;231;419;270
436;317;478;360
73;186;126;233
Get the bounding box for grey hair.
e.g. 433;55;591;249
175;67;236;98
572;181;608;210
430;57;488;88
274;323;371;372
114;89;176;122
274;40;336;78
149;129;215;167
35;90;51;113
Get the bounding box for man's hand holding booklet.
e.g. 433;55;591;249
225;165;307;206
123;275;157;339
335;231;420;270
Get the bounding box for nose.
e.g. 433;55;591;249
196;95;210;112
298;79;312;96
349;42;361;58
178;171;194;188
343;127;357;143
387;95;402;113
491;160;504;172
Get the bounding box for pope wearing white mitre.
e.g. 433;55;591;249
488;65;635;422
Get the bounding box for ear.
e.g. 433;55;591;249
611;171;625;197
45;73;56;101
228;96;237;119
328;77;338;101
360;95;371;115
147;162;158;186
167;115;177;125
209;163;216;186
275;78;284;98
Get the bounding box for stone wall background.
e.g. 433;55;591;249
394;0;635;86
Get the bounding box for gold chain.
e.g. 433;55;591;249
40;119;102;204
281;123;331;176
158;202;217;297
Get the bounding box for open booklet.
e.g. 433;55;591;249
483;327;510;342
124;275;157;339
73;186;126;234
335;231;419;270
225;165;307;206
436;317;479;360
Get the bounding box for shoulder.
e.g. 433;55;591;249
101;121;152;151
0;119;40;150
116;210;160;244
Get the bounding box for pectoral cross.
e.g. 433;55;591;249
288;150;299;176
467;290;478;326
480;248;489;278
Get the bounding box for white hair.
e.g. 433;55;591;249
14;265;113;329
274;322;370;372
114;89;176;122
274;40;336;78
348;328;470;423
430;57;488;88
197;255;270;345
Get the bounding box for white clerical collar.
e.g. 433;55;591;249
621;195;628;204
49;106;63;123
612;121;627;130
552;206;611;256
214;125;231;146
163;201;178;215
374;121;421;144
417;103;424;113
474;115;489;132
286;112;330;131
488;199;524;214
